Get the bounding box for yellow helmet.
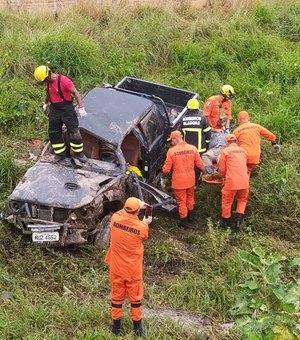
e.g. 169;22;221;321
186;98;200;110
221;84;235;98
33;65;50;82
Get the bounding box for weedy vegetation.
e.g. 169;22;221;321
0;0;300;339
231;247;300;339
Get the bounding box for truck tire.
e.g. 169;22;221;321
94;214;112;249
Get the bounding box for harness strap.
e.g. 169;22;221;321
47;75;72;103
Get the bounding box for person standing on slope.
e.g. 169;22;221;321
181;98;211;184
233;111;281;174
162;130;205;228
105;197;152;336
34;65;88;163
203;84;235;133
219;134;250;231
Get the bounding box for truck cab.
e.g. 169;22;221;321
8;77;198;247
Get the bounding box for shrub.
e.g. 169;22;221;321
231;247;300;339
275;3;300;42
0;79;42;130
251;3;275;27
31;31;101;87
0;148;24;204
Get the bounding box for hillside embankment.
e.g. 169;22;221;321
0;1;299;339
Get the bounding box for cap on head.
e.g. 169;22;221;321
34;65;50;82
186;98;200;110
167;130;183;141
226;134;237;143
124;197;142;213
238;111;249;120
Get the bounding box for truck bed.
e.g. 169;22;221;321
115;77;198;128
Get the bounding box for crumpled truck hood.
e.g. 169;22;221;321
9;162;112;209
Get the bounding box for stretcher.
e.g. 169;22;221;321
202;173;223;184
202;163;223;184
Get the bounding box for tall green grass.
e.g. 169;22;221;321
0;147;24;204
0;1;300;338
1;1;300;137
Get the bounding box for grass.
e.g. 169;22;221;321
1;0;300;338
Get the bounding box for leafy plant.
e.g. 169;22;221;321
0;147;24;205
31;31;101;88
231;247;300;339
275;3;300;42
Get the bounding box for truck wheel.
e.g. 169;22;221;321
94;214;112;249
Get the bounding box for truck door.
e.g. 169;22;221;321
121;128;147;172
139;107;166;182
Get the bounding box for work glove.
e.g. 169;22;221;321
43;103;50;115
142;216;153;225
78;107;87;119
224;128;230;135
272;142;281;154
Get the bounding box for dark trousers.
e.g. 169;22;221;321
49;102;83;155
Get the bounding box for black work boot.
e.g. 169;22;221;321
219;217;231;228
187;210;194;223
133;319;144;337
234;213;244;231
53;152;66;163
111;319;121;335
177;217;188;229
74;152;88;163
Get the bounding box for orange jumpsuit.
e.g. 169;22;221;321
219;143;249;218
233;122;276;173
104;209;149;321
162;141;205;218
203;95;232;129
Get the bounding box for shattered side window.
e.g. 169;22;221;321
140;108;163;146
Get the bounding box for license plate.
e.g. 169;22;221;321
32;232;59;242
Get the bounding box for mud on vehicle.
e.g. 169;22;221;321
8;77;197;247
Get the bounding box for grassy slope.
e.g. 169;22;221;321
0;1;300;338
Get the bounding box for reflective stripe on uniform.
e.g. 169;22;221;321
111;303;123;308
131;302;142;308
182;128;203;152
203;126;211;132
52;143;66;154
52;143;65;148
70;142;83;148
70;142;83;153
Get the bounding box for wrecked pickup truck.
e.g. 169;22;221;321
8;77;197;247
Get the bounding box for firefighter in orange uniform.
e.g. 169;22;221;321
203;85;235;132
162;130;205;228
104;197;152;336
219;134;249;230
233;111;281;174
